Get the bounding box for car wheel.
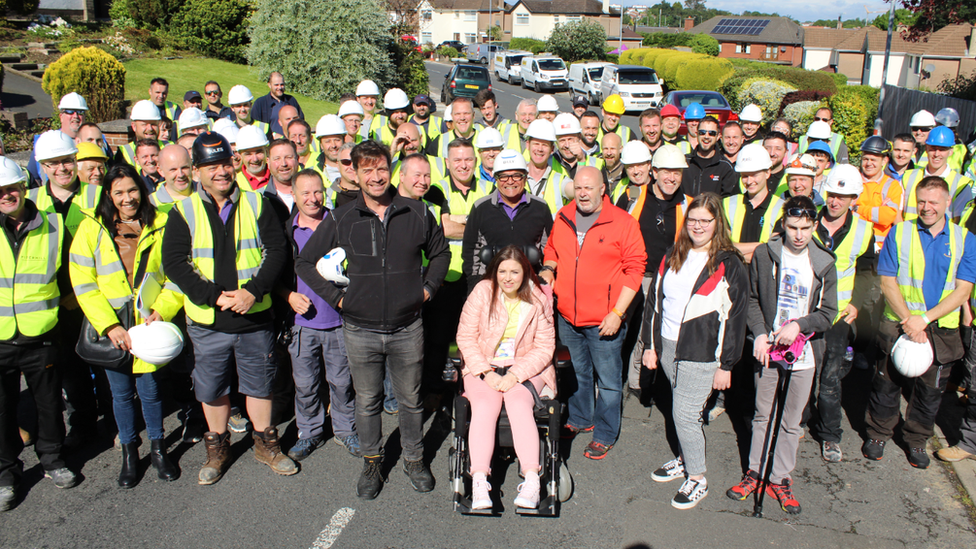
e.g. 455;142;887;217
521;78;527;90
480;57;487;64
533;80;539;93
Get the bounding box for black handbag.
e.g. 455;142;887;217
76;301;134;371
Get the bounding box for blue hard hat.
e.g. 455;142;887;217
683;102;705;120
926;125;955;147
806;140;833;161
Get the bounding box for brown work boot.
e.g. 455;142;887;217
253;427;298;476
198;431;231;485
936;445;975;462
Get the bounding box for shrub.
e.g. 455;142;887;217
440;47;459;59
546;20;607;62
828;86;879;152
42;46;126;123
6;0;39;15
830;72;849;89
124;0;185;30
737;78;797;127
169;0;251;63
721;64;837;111
690;34;720;56
939;70;976;101
618;48;645;64
778;89;834;117
388;39;428;99
662;53;707;85
109;0;137;28
783;101;821;139
510;37;546;54
651;50;681;82
247;0;394;103
675;57;734;91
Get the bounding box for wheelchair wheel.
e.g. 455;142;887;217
557;461;573;502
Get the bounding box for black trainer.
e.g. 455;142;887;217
861;439;885;460
908;447;930;469
357;456;383;499
403;459;435;492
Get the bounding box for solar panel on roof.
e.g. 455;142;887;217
711;18;771;35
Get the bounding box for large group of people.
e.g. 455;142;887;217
3;70;976;520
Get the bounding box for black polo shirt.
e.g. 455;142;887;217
739;190;774;244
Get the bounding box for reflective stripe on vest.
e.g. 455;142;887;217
723;193;784;243
885;220;965;329
816;213;872;323
903;168;971;220
442;179;488;282
28;182;99;237
799;133;844;160
527;160;568;217
173;192;271;324
0;210;61;339
627;185;689;235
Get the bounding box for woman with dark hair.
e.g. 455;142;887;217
69;163;184;488
641;192;750;509
455;245;556;510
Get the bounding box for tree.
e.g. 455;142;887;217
690;33;719;56
546;20;607;63
247;0;395;102
683;0;705;10
871;9;918;30
169;0;251;63
891;0;976;42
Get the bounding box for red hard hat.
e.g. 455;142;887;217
660;104;681;118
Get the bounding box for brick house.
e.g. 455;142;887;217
687;16;804;66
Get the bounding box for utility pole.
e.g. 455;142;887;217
875;1;896;133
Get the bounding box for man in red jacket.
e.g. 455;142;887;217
540;166;646;459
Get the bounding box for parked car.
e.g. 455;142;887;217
441;63;492;104
494;50;530;83
599;65;664;112
400;35;422;53
658;90;738;135
438;40;466;53
569;62;611;105
519;56;569;92
466;44;505;64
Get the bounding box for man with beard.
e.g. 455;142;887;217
659;105;689;154
371;89;411;148
639;109;665;156
601;132;624;196
580;112;601;156
408;94;441;147
682;116;737;197
721;121;745;165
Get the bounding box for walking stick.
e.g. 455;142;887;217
753;363;793;518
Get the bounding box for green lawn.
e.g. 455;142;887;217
122;58;337;124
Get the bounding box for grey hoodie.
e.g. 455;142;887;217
747;233;838;368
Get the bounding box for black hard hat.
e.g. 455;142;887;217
860;135;891;155
192;131;234;166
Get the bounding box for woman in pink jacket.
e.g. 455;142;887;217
456;246;556;510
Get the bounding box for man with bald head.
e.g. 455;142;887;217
601;132;624;198
392;123;446;190
151;144;196;212
275;105;301;140
252;71;304;136
541;165;646;460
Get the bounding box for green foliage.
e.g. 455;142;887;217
938;70;976;101
782;100;821;138
169;0;250;63
690;33;719;56
388;40;428;99
640;48;669;69
124;0;185;30
42;46;126;123
618;48;642;64
830;72;848;88
674;57;734;91
871;8;918;31
545;20;607;63
827;85;879;152
110;0;137;28
662;52;707;85
247;0;394;103
510;38;546;54
440;47;459;59
6;0;39;15
719;63;837;111
737;78;797;126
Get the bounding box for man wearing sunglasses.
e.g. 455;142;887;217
902;126;973;222
683;116;737;197
203;81;234;122
27;93;88;185
798;108;849;164
908;110;935;165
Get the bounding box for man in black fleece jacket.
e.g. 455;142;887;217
294;141;449;501
683;117;738;197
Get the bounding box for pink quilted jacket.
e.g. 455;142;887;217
455;279;557;395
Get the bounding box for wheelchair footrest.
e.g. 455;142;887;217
514;495;558;516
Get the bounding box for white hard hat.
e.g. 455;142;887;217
315;114;346;137
537;95;559;113
525;119;556;142
237;125;270;151
735;142;773;172
128;321;185;366
131;100;161;121
553;113;581;136
492;148;528;176
651;143;688;169
785;153;818;177
228;85;254;106
356;80;380;97
890;335;933;378
212;118;239;144
0;156;27;187
35;130;79;162
620;141;652;165
909;109;935;128
739;103;762;123
384;88;410;111
806;120;832;140
178;107;210;134
316;247;349;286
475;127;504;149
338;100;365;118
58;92;88;111
822;163;864;196
444;103;453;122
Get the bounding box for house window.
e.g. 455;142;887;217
422;32;432;44
464;33;477;43
567;15;582;23
554;15;560;25
421;10;432;22
735;43;751;54
764;45;777;59
516;13;529;25
464;10;476;22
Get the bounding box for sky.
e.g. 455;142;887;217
618;0;896;24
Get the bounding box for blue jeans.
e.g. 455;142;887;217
104;368;165;444
558;315;626;446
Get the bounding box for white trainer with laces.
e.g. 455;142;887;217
513;471;540;509
671;477;708;510
471;472;492;510
651;456;686;482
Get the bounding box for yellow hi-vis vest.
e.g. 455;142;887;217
391;154;447;189
150;184;195;214
28;181;100;237
815;213;873;324
799;132;845;160
902;167;973;221
438;178;488;282
526;159;570;217
723;192;785;243
172;191;271;325
501;123;527;153
884;219;966;329
0;207;62;339
597;124;633;143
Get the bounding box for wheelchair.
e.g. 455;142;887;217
445;344;574;516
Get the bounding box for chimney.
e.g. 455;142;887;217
685;17;695;31
836;17;842;30
602;0;609;15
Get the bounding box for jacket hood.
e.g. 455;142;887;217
764;231;836;277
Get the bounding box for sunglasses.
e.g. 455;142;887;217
813;117;831;122
205;90;221;96
340;158;353;166
62;110;84;116
698;130;718;136
786;207;818;219
911;127;931;132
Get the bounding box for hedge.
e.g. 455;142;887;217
674;57;734;91
737;78;796;126
42;47;126;123
783;101;821;139
618;48;733;91
828;85;880;152
777;89;834;117
721;63;837;111
640;48;669;69
510;37;546;54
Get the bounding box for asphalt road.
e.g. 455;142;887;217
0;71;52;119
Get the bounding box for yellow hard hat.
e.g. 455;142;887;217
602;94;625;116
76;142;108;161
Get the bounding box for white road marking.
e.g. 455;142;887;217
309;507;355;549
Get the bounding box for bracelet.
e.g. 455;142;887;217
539;265;555;275
921;313;931;325
612;307;625;319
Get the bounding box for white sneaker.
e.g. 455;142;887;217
471;473;492;510
513;472;540;509
651;456;685;482
671;477;708;510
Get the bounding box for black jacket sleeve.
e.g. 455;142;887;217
422;205;451;299
850;234;877;312
640;270;658;349
294;213;344;310
162;208;224;308
242;200;287;300
720;162;740;197
720;256;750;370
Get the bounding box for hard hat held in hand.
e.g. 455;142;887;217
890;335;933;378
128;321;185;366
316;247;350;286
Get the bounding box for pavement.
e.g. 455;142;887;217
0;69;52;120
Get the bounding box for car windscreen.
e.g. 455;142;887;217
457;67;489;81
675;93;729;108
617;70;659;85
587;67;605;80
537;59;566;71
508;55;525;66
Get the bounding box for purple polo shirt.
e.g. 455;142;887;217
500;192;529;221
293;218;343;330
218;199;234;224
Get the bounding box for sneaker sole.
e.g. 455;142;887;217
671;489;707;510
651;472;685;482
726;488;754;501
514;497;539;509
908;461;929;469
584;449;611;460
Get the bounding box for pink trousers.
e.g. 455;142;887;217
463;373;543;474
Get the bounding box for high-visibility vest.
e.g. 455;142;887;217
799;132;845;160
435;129;480;158
902;167;972;221
858;175;903;252
150;184;195;214
624;184;690;232
409;114;443;146
117;139;171;171
722;193;785;244
161;101;181;123
815;213;873;323
663;137;691;155
438;178;488;282
526;159;570;217
598;124;633;143
949;143;968;174
501;123;527;153
28;181;100;237
171;191;271;325
371;122;398;147
611;176;631;204
0;207;62;339
884;219;966;329
391;154;447;189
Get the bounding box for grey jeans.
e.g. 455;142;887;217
748;365;815;484
659;338;720;476
287;325;357;440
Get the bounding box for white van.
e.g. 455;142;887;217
466;44;505;64
599;65;664;112
494;50;530;82
519;56;569;92
569;62;611;105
